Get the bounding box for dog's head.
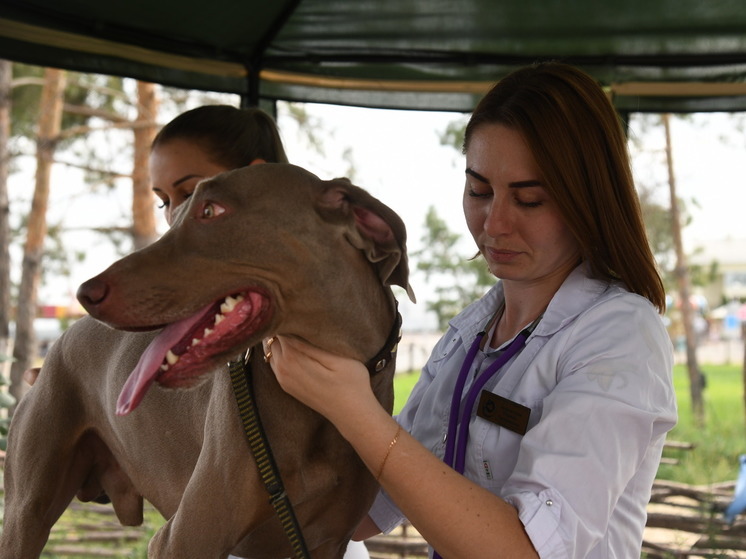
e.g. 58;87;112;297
77;164;413;414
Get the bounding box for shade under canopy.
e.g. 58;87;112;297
2;0;746;112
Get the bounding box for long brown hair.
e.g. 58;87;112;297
464;62;666;312
152;105;289;166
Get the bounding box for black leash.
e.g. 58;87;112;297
227;308;402;558
228;351;311;559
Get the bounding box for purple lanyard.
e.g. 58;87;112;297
432;325;531;559
441;327;530;475
433;317;539;559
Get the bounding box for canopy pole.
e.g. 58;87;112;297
242;61;277;118
240;0;303;113
242;61;260;108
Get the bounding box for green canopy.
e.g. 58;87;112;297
2;0;746;112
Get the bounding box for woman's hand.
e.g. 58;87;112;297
263;335;375;424
264;336;538;558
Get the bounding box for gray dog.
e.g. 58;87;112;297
1;164;414;559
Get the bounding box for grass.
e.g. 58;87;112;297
657;363;746;485
0;499;163;558
393;370;422;415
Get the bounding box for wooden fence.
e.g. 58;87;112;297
644;478;746;558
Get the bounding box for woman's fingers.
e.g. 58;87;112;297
261;335;373;420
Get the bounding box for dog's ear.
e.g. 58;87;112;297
319;179;416;303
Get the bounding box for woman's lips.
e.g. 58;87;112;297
485;247;522;263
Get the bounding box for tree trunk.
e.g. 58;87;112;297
131;81;158;250
0;60;12;373
8;68;66;409
662;113;704;424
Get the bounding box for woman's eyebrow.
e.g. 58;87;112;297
465;167;489;183
173;173;202;187
466;168;543;189
509;179;543;189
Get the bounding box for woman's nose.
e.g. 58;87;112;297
484;199;512;236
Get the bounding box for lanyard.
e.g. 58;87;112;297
442;315;540;475
434;314;540;559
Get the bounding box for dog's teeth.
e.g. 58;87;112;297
166;350;179;365
221;296;238;313
215;314;224;325
191;338;201;347
204;327;214;337
160;364;169;371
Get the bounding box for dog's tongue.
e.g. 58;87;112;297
116;302;214;416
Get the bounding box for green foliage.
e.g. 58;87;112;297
638;182;717;294
438;115;468;152
638;182;675;273
411;206;493;331
10;65;125;145
628;113;722;296
286;102;326;156
9;64;45;139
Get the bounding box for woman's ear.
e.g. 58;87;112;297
249;158;267;165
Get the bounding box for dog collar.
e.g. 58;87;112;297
365;305;402;375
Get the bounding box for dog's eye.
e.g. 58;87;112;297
199;202;226;220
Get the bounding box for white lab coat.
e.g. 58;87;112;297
370;263;677;558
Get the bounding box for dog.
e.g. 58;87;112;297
1;163;415;559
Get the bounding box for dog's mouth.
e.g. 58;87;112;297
116;290;270;416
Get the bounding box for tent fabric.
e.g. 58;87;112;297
2;0;746;112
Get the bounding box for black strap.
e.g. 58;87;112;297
228;353;311;559
364;309;402;375
226;307;402;558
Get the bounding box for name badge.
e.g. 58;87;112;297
476;390;530;436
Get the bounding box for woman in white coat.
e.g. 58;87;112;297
266;62;677;558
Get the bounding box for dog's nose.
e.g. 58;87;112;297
77;277;110;309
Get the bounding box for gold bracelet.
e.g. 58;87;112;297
376;424;402;481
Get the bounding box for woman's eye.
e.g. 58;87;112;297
516;199;543;208
467;187;492;198
157;199;169;209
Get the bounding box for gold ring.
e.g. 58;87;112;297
263;336;276;362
